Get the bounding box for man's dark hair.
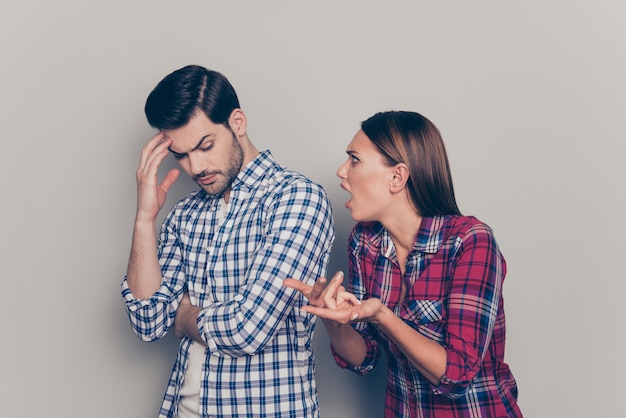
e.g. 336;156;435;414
145;65;240;130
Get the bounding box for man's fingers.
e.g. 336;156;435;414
138;133;171;176
139;133;165;164
180;292;191;305
142;138;171;177
148;131;168;151
160;168;180;192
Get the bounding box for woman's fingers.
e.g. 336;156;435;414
322;271;344;309
337;290;360;306
301;305;355;324
308;276;328;300
282;278;313;294
283;273;356;312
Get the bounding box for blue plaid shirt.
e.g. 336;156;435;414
122;151;334;417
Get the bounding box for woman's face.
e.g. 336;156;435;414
336;130;394;222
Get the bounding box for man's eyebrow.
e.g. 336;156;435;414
168;134;214;155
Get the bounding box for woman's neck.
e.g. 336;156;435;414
380;203;422;271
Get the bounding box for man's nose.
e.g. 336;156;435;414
188;152;205;175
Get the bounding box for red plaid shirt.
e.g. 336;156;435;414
333;215;522;417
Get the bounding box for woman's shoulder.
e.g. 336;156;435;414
442;215;495;239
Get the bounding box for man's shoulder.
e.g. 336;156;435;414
265;165;329;199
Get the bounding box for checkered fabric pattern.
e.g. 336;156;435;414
333;216;522;417
122;151;334;417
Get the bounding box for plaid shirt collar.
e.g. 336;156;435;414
196;150;277;201
372;215;447;260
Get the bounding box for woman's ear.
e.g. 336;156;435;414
228;108;247;136
389;164;409;194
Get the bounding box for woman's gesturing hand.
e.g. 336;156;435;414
284;272;383;324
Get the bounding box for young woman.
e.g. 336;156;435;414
284;111;522;417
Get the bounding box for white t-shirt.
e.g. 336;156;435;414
178;197;228;417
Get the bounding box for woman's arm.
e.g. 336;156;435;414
368;304;447;384
298;289;447;384
284;273;368;366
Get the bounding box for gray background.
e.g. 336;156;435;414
1;1;624;417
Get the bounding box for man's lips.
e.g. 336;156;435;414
197;174;218;185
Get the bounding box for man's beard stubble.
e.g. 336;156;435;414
194;133;244;197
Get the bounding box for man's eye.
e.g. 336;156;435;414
171;152;185;160
201;145;213;152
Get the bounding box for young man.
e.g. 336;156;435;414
121;65;334;417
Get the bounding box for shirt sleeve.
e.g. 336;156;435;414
331;224;382;375
120;207;187;342
434;223;505;398
197;181;334;357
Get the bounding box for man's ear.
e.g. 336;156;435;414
228;109;247;136
389;164;409;194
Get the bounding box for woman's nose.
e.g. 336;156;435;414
336;160;348;179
